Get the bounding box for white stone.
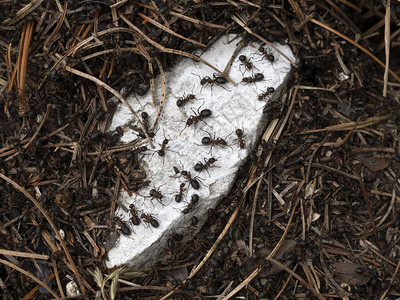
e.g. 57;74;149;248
66;280;80;297
338;71;349;81
106;35;294;268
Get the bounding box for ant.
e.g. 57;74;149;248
263;99;282;119
195;73;228;92
242;73;264;83
181;170;200;190
199;74;227;87
200;131;230;154
141;111;150;131
235;129;245;149
194;157;217;173
157;138;169;156
141;213;159;228
177;94;196;107
149;188;164;204
115;217;131;235
187;215;199;235
181;108;212;134
129;204;141;225
258;87;275;101
130;146;148;156
128;180;149;192
138;112;154;138
238;55;258;74
258;46;275;63
186;108;212;127
174;182;186;203
201;136;227;146
183;194;199;214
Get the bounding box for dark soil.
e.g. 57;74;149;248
1;0;400;299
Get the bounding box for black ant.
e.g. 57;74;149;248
242;73;264;83
128;180;149;192
129;204;141;226
187;215;199;235
195;73;228;92
138;112;154;138
130;146;148;155
238;55;257;74
235;129;245;149
201;136;227;146
149;189;164;204
177;94;196;107
181;170;200;190
157;138;169;156
258;87;275;101
263;99;282;119
200;131;230;154
141;213;159;228
199;74;227;87
149;188;164;204
141;111;150;131
201;130;229;148
258;46;275;63
194;157;217;173
183;194;199;214
174;182;186;203
115;217;131;235
187;108;212;127
181;108;212;134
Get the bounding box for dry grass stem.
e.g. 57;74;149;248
310;18;400;83
383;0;391;96
138;12;206;47
64;66;154;148
1;2;399;299
0;173;87;297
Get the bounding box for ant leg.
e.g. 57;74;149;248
238;63;246;76
202;119;212;129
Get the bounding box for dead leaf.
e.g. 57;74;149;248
330;262;370;285
55;192;73;209
356;154;390;172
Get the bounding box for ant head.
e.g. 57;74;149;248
209;157;217;163
141;111;149;119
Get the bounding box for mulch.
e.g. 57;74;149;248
1;0;400;299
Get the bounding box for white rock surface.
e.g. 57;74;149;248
66;280;80;297
107;35;294;268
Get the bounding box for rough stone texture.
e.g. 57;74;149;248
107;35;294;268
